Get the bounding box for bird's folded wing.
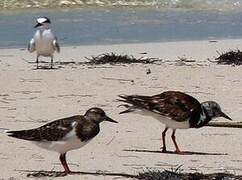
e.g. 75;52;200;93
53;37;60;53
119;91;201;122
28;38;35;52
150;92;201;121
7;115;82;141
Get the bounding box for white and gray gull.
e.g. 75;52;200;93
28;17;60;69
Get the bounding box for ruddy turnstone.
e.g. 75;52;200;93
7;107;117;175
118;91;232;153
28;17;60;69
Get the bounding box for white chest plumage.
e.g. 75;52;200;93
133;109;190;129
33;128;90;154
34;29;55;56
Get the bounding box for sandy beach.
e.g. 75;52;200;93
0;39;242;179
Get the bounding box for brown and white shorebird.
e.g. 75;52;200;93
7;107;117;175
118;91;232;154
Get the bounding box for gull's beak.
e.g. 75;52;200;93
221;112;232;121
34;23;42;28
105;116;118;123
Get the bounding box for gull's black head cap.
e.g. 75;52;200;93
34;17;51;28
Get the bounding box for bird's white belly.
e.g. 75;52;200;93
34;137;89;154
35;39;54;57
134;109;190;129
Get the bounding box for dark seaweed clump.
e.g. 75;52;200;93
85;53;162;65
26;171;65;177
137;170;242;180
24;169;242;179
215;50;242;65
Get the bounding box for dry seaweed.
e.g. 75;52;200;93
137;170;242;180
21;170;136;178
26;171;65;177
215;50;242;65
18;169;242;179
85;53;162;65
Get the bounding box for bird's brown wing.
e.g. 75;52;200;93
119;91;202;122
7;115;82;141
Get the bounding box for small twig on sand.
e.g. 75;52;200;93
106;136;116;146
177;57;196;63
206;121;242;128
102;77;134;83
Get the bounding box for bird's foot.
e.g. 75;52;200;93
161;147;167;153
174;149;184;155
64;171;72;176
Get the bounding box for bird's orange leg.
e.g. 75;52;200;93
161;127;168;153
59;153;71;175
171;129;183;154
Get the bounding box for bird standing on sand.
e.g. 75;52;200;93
7;108;117;175
118;91;232;154
28;17;60;69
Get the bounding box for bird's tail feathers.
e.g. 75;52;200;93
117;103;137;114
7;129;36;141
118;94;150;114
118;94;149;107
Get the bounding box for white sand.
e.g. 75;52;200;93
0;39;242;179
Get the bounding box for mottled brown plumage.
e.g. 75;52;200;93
119;91;202;122
7;107;117;175
118;91;231;153
8;115;100;142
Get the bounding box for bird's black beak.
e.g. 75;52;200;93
221;112;232;121
105;116;118;123
34;23;42;28
119;109;133;114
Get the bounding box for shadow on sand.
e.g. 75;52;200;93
123;149;228;155
32;66;60;70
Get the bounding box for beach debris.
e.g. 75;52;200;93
177;56;196;63
26;171;65;177
23;170;136;178
20;169;242;179
215;50;242;65
102;77;134;83
85;53;162;65
172;56;197;66
146;68;151;74
206;121;242;128
208;40;218;43
137;169;242;180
